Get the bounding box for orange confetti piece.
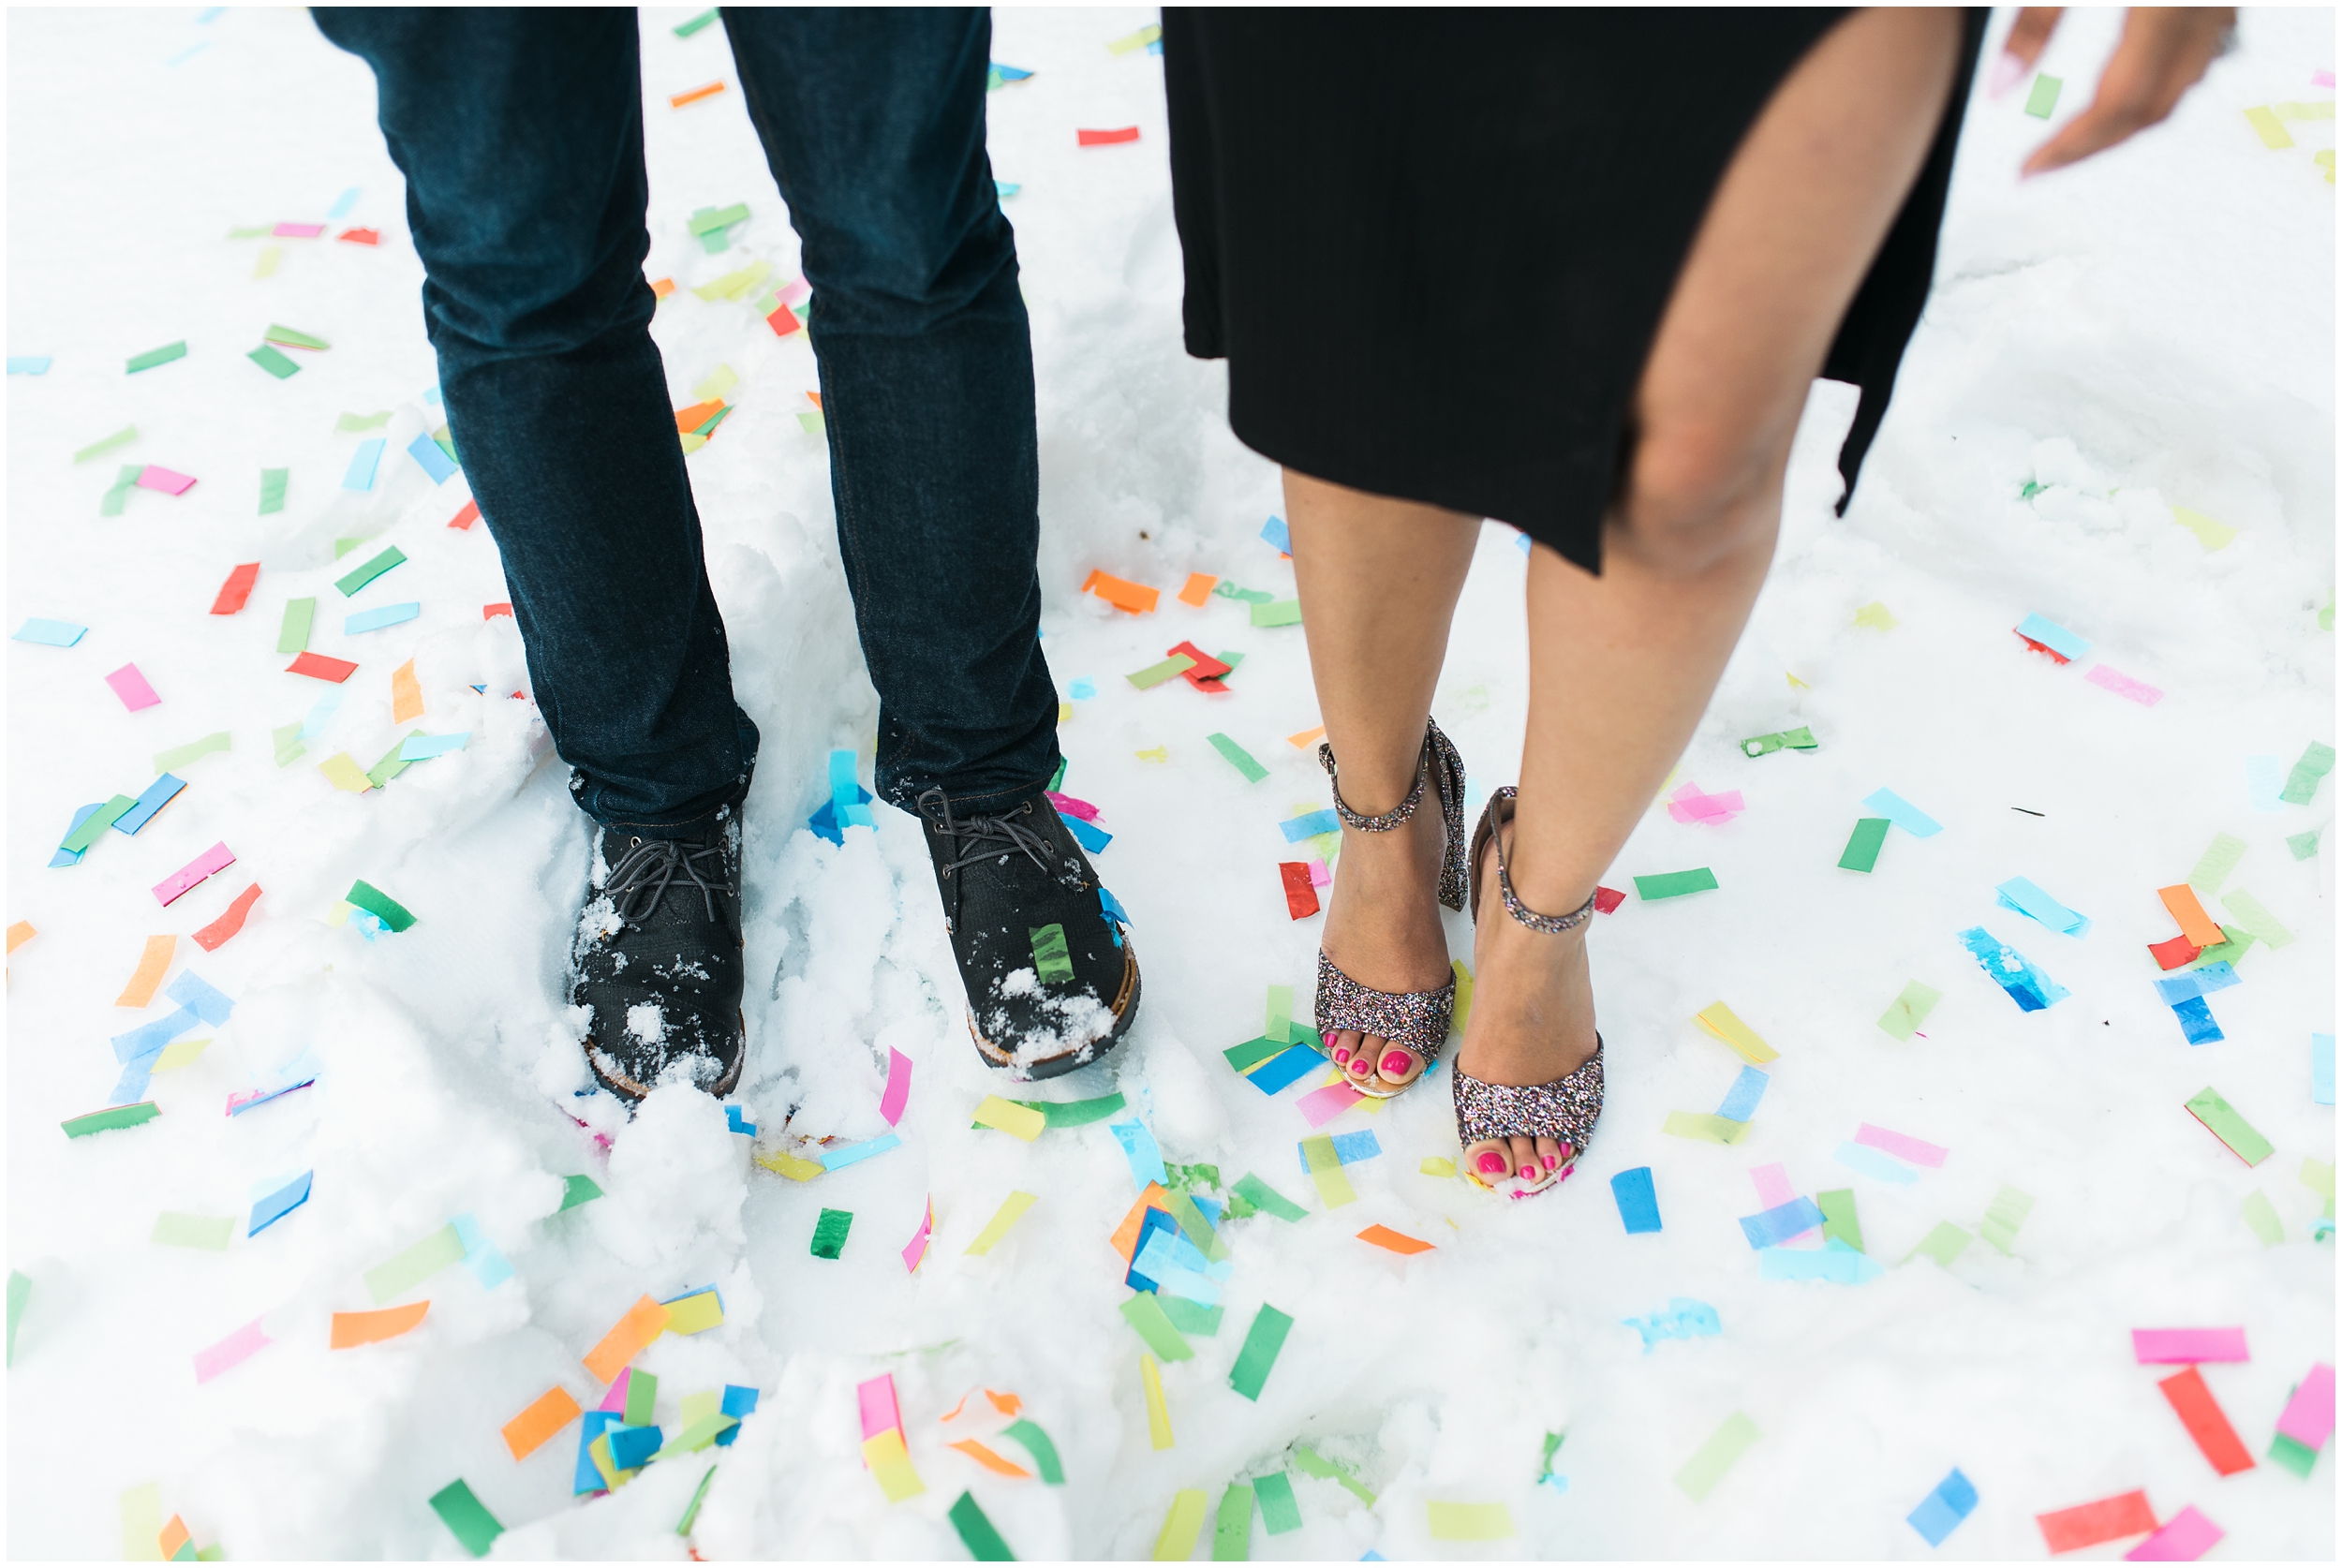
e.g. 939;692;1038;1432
6;921;35;955
1287;724;1327;749
330;1299;430;1348
1357;1223;1435;1255
670;81;726;109
649;276;676;299
948;1438;1033;1478
583;1294;672;1383
1083;570;1160;614
115;935;175;1007
158;1516;192;1560
985;1388;1022;1417
392;658;423;725
2157;884;2224;949
501;1385;585;1460
674;399;726;434
1109;1182;1175;1262
448;498;482;530
1178;572;1218;607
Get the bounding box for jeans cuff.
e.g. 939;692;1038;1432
890;774;1053;816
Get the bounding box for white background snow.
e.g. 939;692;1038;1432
6;6;2333;1560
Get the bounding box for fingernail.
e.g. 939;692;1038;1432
1381;1051;1411;1075
1477;1151;1507;1174
1988;50;2026;99
1332;1046;1351;1064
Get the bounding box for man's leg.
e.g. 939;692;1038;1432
316;7;757;838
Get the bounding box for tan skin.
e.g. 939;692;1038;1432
1297;6;2232;1191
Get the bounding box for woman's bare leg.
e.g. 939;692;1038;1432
1463;7;1966;1185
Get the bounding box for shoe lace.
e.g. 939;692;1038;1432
917;786;1056;877
601;835;733;926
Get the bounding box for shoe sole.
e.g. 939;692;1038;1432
970;941;1141;1080
586;1008;747;1104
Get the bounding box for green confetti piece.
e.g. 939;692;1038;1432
2192;924;2258;969
74;424;137;464
1227;1303;1292;1401
100;463;141;516
689;404;733;437
1815;1190;1862;1253
2023;73;2062;118
1048;756;1068;792
1000;1418;1063;1484
276;597;315;654
1153;1490;1208;1561
1213;1484;1253;1561
1007;1092;1127;1128
2217;889;2292;949
2268;1431;2319;1477
1875;980;1941;1041
2188;832;2248;895
1253;1471;1301;1533
676;1465;718;1534
810;1207;853;1259
246;344;300;379
797;409;826;436
7;1270;28;1367
366;735;421;791
1291;1445;1375;1504
334;538;367;559
427;1479;504;1558
1634;867;1717;900
1837;818;1890;872
1250;599;1302;629
2287;828;2322;860
335;410;390;432
1127;653;1197;689
363;1223;466;1304
1979;1185;2033;1254
1539;1431;1565;1476
195;1548;223;1562
2242;1191;2284;1246
654;1413;736;1458
1660;1111;1749;1144
1740;726;1817;756
689;203;750;237
1166;1191;1229;1262
950;1490;1016;1561
1905;1221;1974;1268
1207;732;1268;783
558;1174;603;1210
151;1213;235;1250
674;7;719;37
334;546;408;598
1119;1294;1195;1361
1029;924;1074;984
1231;1173;1308;1221
347;879;417;932
154;732;230;774
126;341;187;374
228;223;272;238
61;795;136;853
272;721;306;767
265;324;329;350
1213;582;1274;604
1166;1162;1221;1192
2185;1086;2273;1165
2280;741;2334;804
1223;1036;1288;1073
1672;1412;1758;1501
626;1368;659;1427
1157;1296;1223;1337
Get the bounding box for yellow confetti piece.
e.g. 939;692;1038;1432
965;1191;1038;1255
1694;1002;1778;1064
153;1038;210;1072
2245;105;2295;148
1420;1157;1456;1178
680;1389;722;1427
1853;600;1898;629
1301;1133;1357;1208
253;244;280;279
692;364;739;403
1786;669;1811;690
1135;746;1168;762
753;1146;824;1180
1450;959;1474;1036
1427;1501;1515;1541
1141;1354;1174;1450
1107;22;1162;53
2171;506;2238;552
590;1432;627;1490
1662;1110;1752;1145
1152;1489;1208;1561
318;752;373;793
1058;702;1073;723
862;1427;926;1501
662;1289;724;1336
971;1095;1046;1141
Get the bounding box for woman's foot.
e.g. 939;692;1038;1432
1457;811;1601;1187
1319;785;1455;1092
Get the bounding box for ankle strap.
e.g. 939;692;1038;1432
1487;786;1599;934
1318;717;1456;832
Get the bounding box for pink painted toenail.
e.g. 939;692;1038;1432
1543;1153;1558;1170
1332;1046;1352;1065
1381;1052;1411;1075
1477;1152;1507;1175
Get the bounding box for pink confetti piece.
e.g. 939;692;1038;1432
1854;1122;1949;1167
2131;1328;2248;1364
1751;1163;1821;1247
1306;857;1331;889
901;1195;934;1274
880;1047;912;1127
1297;1081;1363;1128
194;1316;270;1383
136;465;197;496
2124;1505;2224;1562
2085;664;2164;706
105;662;162;711
857;1372;903;1440
597;1367;632;1413
2314;68;2335;87
1045;791;1099;821
1666;782;1745;823
2275;1362;2335;1448
272;221;324;238
154;841;234;906
778;276;810;305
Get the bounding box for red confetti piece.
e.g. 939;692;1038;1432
2157;1367;2255;1475
447;498;481;530
2037;1490;2157;1554
209;562;260;615
1077;126;1140;146
1279;862;1319;920
286;651;358;682
191;883;262;952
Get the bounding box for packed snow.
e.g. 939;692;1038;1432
6;6;2333;1561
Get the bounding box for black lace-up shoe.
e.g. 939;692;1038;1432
571;807;745;1102
918;785;1139;1077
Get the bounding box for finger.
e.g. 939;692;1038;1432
2023;8;2230;175
1992;7;2065;97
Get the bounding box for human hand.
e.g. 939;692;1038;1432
1994;7;2237;176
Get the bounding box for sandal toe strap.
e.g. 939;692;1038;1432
1452;1041;1606;1160
1313;949;1454;1064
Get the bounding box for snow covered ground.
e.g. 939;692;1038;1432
6;6;2333;1561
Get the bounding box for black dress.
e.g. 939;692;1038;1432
1164;8;1989;573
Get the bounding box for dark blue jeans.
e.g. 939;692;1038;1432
315;7;1060;837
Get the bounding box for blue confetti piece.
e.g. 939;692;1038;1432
407;431;457;483
1714;1066;1770;1123
1123;1205;1179;1293
114;773;187;836
1622;1296;1719;1352
828;748;873;828
451;1213;514;1290
2154;962;2238;1003
247;1171;314;1236
166;969;234;1026
575;1410;620;1492
2170;994;2224;1044
1245;1045;1321;1095
344;602;421;634
726;1104;757;1135
1759;1238;1883;1284
819;1132;900;1171
2246;754;2284;813
1906;1467;1979;1547
1260;514;1291;554
1192;1195;1223;1225
1295;1130;1382;1171
994;181;1021;199
2014;612;2091;661
1098;884;1131;925
1863;788;1943;837
1110;1119;1169;1189
13;617;85;645
1737;1196;1826;1250
327;185;361;218
398;732;471;761
807;782;873;846
1610;1166;1662;1234
991;62;1033;81
301;689;344;740
1279;809;1340;842
341;437;385;492
608;1424;662;1470
50;802;101;866
717;1384;758;1445
7;357;52;375
111;1006;201;1063
1955;926;2068;1011
1063;813;1112;853
1994;876;2090;937
111;1053;157;1106
164;40;208;66
1068;677;1095;699
2316;1033;2335;1107
1832;1141;1919;1186
423;383;443;407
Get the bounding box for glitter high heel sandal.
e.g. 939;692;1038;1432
1454;786;1605;1197
1312;717;1468;1099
